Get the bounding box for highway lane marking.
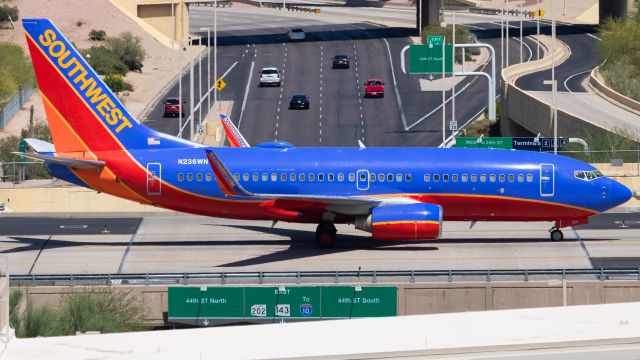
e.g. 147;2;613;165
58;225;88;229
572;227;593;261
410;82;472;131
586;33;601;41
464;24;486;30
383;38;408;131
237;60;255;129
563;68;594;93
28;235;52;275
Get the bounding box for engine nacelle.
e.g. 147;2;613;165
355;203;443;240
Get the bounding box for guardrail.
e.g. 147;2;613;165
469;7;536;18
0;87;32;131
261;1;320;13
11;269;640;287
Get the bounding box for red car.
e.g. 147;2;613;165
163;97;185;118
364;79;384;98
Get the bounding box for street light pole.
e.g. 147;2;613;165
189;36;194;140
500;0;504;71
505;0;509;68
520;0;523;63
207;27;210;117
441;22;447;146
214;0;218;110
536;0;540;60
552;0;557;154
452;12;456;132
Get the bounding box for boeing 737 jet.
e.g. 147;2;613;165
19;19;632;247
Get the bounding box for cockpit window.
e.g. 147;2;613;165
575;170;604;181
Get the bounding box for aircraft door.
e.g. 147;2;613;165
540;163;554;197
356;169;369;190
146;163;162;196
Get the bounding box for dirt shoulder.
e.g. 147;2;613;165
0;0;193;138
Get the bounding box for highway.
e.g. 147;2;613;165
1;213;639;275
142;7;547;148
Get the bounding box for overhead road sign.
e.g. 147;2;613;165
512;137;567;152
168;286;397;326
456;137;513;149
408;38;453;75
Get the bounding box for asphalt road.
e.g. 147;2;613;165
142;7;542;148
1;213;639;275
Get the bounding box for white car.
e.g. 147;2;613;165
258;67;281;87
287;28;305;42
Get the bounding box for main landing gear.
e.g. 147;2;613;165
315;222;337;248
549;227;564;242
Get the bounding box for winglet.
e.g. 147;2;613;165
204;149;252;197
220;114;250;148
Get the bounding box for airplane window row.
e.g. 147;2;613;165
177;173;213;182
229;172;413;183
574;170;604;181
423;173;534;183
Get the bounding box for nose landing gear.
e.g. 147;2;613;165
315;222;337;248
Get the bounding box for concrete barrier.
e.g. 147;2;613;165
590;66;640;115
18;280;640;326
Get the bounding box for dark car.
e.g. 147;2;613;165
332;55;350;69
289;94;310;110
163;97;185;117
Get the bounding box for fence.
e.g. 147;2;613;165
0;87;33;131
11;268;640;287
0;161;50;183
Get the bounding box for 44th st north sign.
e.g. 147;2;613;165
408;36;454;75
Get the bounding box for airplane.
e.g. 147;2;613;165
19;18;633;248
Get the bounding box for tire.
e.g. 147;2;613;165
315;223;336;248
550;229;563;242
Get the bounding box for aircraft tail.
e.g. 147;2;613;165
22;18;193;154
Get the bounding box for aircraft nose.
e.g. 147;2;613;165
608;179;633;208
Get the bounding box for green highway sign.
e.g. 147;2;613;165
409;37;453;75
321;286;397;318
456;137;513;149
168;286;397;325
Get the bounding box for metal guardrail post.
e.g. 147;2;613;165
638;268;640;281
410;270;415;283
334;271;339;284
296;272;301;284
145;273;149;286
108;273;112;286
31;274;36;287
448;270;452;283
599;268;604;281
524;269;529;282
373;271;377;283
183;273;187;285
221;272;226;285
259;272;263;284
70;274;75;287
562;269;566;280
486;270;491;282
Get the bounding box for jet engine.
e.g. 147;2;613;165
355;203;443;240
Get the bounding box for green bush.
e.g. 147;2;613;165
89;29;106;41
80;46;128;76
10;288;149;338
106;32;146;72
598;18;640;101
0;44;35;102
0;123;52;181
0;5;19;24
104;73;133;93
421;24;479;62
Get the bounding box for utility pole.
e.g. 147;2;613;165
501;0;504;71
178;39;183;138
189;36;195;140
520;0;523;63
552;0;557;154
452;12;456;133
214;0;218;110
536;0;540;60
505;0;509;68
441;21;447;146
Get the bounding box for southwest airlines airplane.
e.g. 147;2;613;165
20;19;632;247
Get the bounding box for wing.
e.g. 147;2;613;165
13;152;105;169
204;149;383;212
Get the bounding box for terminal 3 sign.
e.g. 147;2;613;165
456;137;567;151
168;286;397;326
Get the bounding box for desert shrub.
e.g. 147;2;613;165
104;73;133;93
80;46;128;76
0;44;35;102
598;18;640;101
421;24;479;62
0;5;18;24
89;29;106;41
106;32;146;72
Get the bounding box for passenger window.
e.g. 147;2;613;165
338;173;344;182
471;174;477;182
452;174;458;182
489;174;496;182
197;173;203;181
396;174;402;182
206;173;212;182
499;174;505;182
262;173;268;181
243;173;249;181
234;173;240;181
480;174;486;182
378;174;384;182
508;174;514;182
178;173;184;181
526;174;533;182
290;173;296;181
443;174;449;182
328;173;334;181
253;173;258;181
433;174;440;182
318;173;325;181
349;173;355;182
271;173;277;181
359;173;366;181
387;173;393;182
309;173;315;181
300;173;306;181
281;173;287;181
370;173;376;182
461;174;468;182
187;173;193;181
424;174;430;182
517;174;524;182
405;174;412;182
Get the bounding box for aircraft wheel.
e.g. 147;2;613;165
315;223;336;248
550;229;563;242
